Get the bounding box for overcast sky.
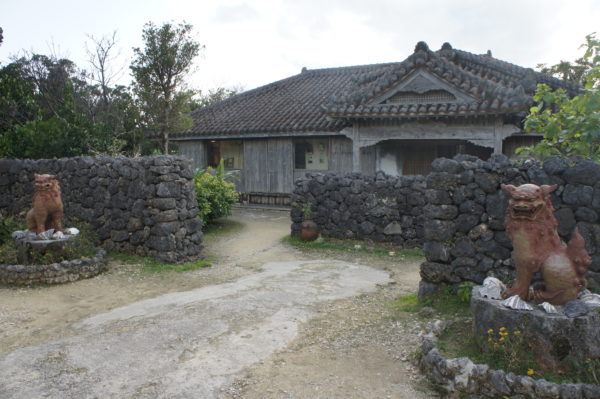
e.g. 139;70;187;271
2;0;599;93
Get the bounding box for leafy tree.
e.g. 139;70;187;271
193;86;241;109
536;35;599;87
519;34;600;161
130;22;202;154
0;27;3;46
0;61;39;132
0;54;123;158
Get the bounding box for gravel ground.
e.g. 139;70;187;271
0;208;437;398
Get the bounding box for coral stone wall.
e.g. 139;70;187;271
290;155;600;290
0;156;203;262
291;172;427;247
420;155;600;294
0;249;108;285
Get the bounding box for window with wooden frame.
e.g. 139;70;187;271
207;140;244;168
294;138;329;170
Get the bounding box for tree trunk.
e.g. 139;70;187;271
163;131;169;154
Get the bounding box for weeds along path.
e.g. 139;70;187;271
0;208;433;398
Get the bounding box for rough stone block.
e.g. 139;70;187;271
424;220;455;242
471;289;600;369
424;204;458;220
563;161;600;186
420;261;460;283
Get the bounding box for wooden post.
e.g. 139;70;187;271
352;123;361;172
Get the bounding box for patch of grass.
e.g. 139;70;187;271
437;318;487;362
390;293;421;312
389;287;471;318
108;252;142;264
283;235;424;259
109;252;211;273
143;258;211;273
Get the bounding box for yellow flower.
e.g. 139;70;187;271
488;337;493;343
527;369;534;376
500;332;509;336
487;329;494;334
499;337;505;342
514;330;521;335
499;327;506;332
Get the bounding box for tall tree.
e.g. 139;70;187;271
84;32;143;155
130;22;202;154
520;33;600;161
0;54;123;159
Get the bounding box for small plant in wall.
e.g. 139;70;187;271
298;201;319;242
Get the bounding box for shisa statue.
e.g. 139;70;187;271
12;173;79;264
500;183;591;306
26;173;64;235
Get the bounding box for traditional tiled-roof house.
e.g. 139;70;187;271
176;41;578;205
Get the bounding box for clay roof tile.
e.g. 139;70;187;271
182;42;581;138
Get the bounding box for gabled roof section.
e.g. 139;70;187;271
323;41;579;119
371;69;478;105
180;41;580;138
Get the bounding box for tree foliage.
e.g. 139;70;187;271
520;34;600;161
0;54;124;158
193;87;240;109
0;22;206;159
536;34;599;87
130;22;202;154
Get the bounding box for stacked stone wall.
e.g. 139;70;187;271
0;156;202;262
0;249;108;285
420;154;600;293
290;155;600;290
291;172;427;247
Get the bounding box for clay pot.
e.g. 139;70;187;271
299;219;319;241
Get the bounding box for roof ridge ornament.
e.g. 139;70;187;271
414;41;429;53
441;42;453;51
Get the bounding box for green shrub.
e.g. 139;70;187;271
457;281;475;303
0;216;25;245
194;160;239;226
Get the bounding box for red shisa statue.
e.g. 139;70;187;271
501;183;591;306
26;174;64;235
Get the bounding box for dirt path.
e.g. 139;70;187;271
0;208;435;398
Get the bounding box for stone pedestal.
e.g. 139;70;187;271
15;238;69;264
471;287;600;371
